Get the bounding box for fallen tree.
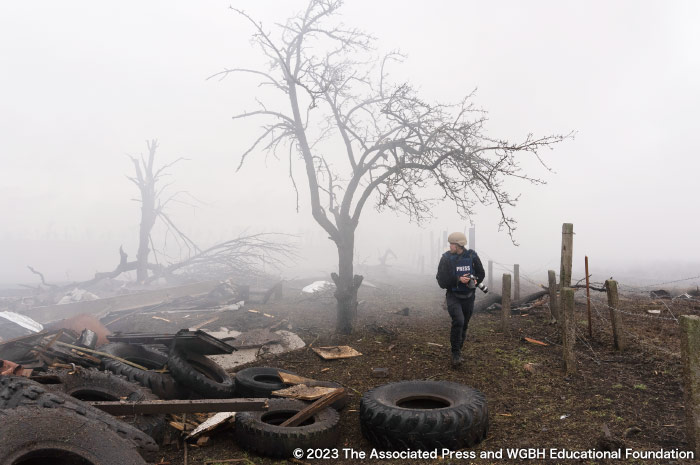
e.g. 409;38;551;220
475;290;548;313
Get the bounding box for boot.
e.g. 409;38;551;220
451;352;463;368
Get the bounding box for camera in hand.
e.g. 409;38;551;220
465;274;488;294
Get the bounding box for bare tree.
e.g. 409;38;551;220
127;140;196;282
216;0;569;333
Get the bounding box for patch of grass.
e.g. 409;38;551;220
585;408;613;419
612;383;623;389
634;384;647;391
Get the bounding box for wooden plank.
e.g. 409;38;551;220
89;398;268;415
279;389;345;427
272;384;337;401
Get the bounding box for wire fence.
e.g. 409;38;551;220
489;263;700;361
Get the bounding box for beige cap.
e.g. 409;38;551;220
447;231;467;247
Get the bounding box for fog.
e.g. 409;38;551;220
1;1;698;289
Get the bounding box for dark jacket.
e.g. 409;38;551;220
436;249;486;291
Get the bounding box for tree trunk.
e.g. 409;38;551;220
136;191;156;283
331;230;363;334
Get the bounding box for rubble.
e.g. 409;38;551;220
0;311;43;341
0;275;352;462
302;280;334;293
57;287;100;305
209;330;305;370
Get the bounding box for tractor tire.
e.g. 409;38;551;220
0;375;158;460
0;406;147;465
359;380;488;451
167;347;235;398
234;366;347;409
46;368;167;443
99;343;186;399
233;367;297;398
234;398;340;458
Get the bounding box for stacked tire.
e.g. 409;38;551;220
100;342;237;399
44;368;167;443
234;366;348;410
235;398;340;458
0;407;148;465
231;366;346;458
99;343;187;399
167;347;235;398
0;375;156;463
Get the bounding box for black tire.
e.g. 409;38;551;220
359;380;488;451
167;347;235;398
46;369;167;443
0;406;147;465
235;398;340;458
0;375;159;460
233;367;297;398
99;343;186;400
234;367;347;410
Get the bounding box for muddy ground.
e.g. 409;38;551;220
134;275;698;465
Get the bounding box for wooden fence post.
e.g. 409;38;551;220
605;280;626;350
488;260;493;291
548;270;559;324
585;256;592;338
560;223;574;288
680;315;700;457
501;274;511;334
561;287;577;375
514;264;520;300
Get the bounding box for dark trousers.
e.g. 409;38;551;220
446;291;475;354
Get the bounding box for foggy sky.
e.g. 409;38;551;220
1;1;698;286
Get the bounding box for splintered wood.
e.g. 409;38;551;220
279;388;346;427
278;372;315;385
186;412;237;439
272;384;338;401
311;345;362;360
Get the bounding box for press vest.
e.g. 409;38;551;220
446;250;475;293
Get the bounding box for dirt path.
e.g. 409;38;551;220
160;276;694;465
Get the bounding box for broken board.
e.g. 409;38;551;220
278;371;315;385
312;345;362;360
272;384;339;401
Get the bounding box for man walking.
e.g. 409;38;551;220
436;232;486;368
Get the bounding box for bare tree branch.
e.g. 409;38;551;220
222;0;570;333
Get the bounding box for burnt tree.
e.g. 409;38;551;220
127;140;194;283
217;0;568;333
